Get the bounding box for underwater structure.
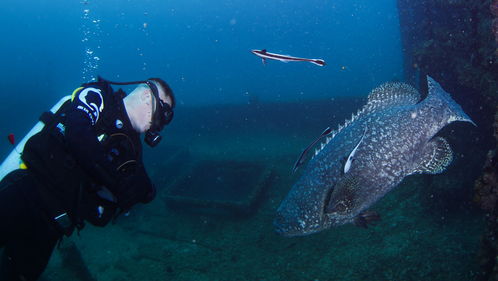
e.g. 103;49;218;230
397;0;497;279
398;0;497;105
474;108;498;280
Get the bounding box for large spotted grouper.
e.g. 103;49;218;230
274;77;475;237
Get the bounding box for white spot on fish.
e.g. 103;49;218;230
298;219;306;228
97;206;104;218
344;127;367;174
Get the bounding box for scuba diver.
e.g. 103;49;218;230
0;76;175;281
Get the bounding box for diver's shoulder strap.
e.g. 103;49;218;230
39;111;55;125
38;99;72;129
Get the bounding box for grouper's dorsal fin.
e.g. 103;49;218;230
362;82;421;115
410;137;453;175
310;82;420;161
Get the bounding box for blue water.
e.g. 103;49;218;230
1;0;402;102
0;0;402;159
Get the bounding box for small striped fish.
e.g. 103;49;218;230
251;49;325;66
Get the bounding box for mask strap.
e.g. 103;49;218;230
98;76;148;86
148;84;157;124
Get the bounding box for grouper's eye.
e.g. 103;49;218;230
324;191;352;214
333;201;348;213
328;200;352;214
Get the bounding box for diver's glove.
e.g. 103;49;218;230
112;170;155;210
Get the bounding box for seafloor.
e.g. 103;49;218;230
42;98;485;281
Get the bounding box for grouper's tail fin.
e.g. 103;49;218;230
426;76;476;126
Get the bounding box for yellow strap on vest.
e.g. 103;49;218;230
71;87;84;102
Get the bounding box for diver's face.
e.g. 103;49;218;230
146;83;174;135
150;83;173;120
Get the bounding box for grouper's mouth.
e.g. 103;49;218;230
273;186;334;237
273;215;324;237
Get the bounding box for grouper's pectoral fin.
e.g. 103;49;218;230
411;137;453;175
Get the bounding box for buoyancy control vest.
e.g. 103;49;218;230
21;81;141;235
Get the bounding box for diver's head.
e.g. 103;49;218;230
149;78;176;109
101;76;175;147
123;78;175;137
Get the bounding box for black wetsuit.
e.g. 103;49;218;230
0;80;155;281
